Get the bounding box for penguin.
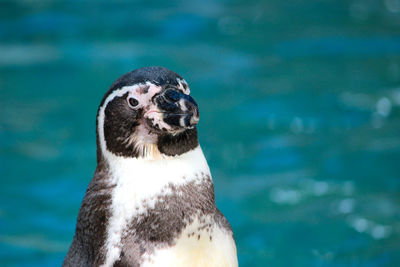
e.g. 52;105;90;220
63;66;238;267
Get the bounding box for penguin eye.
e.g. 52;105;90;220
127;97;139;108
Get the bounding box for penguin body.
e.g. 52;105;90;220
63;67;238;267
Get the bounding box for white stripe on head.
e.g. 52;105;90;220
97;82;163;160
177;78;190;94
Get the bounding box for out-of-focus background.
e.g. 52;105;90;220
1;0;400;266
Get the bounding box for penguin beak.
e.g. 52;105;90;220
155;88;199;128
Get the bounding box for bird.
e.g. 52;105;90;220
63;66;238;267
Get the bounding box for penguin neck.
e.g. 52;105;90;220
99;145;212;196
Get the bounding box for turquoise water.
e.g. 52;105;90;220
1;0;400;266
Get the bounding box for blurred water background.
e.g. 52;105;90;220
1;0;400;266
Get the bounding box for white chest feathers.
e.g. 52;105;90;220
101;146;237;267
142;216;238;267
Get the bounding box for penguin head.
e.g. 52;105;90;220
97;66;200;160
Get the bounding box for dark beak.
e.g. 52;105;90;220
155;88;199;128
